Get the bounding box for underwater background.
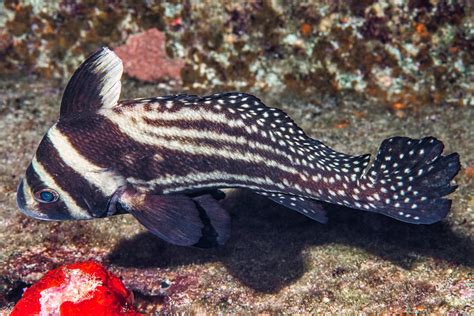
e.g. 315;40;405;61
0;0;473;313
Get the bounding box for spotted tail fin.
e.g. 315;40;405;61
362;137;460;224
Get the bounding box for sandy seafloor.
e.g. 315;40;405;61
0;77;472;314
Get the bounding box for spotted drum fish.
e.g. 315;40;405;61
16;48;461;247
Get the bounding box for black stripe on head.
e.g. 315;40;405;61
26;162;45;190
35;136;109;218
23;163;72;220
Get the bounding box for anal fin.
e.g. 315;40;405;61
257;191;328;224
192;194;231;248
188;189;226;201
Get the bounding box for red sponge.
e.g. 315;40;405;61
11;261;141;316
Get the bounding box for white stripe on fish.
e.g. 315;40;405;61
47;126;126;196
31;156;90;219
127;170;292;194
107;104;306;162
110;105;247;128
103;112;302;176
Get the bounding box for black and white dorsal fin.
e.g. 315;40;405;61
60;47;123;120
211;93;372;176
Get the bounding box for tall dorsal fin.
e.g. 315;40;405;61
60;47;123;120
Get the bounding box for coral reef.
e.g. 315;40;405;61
0;0;472;108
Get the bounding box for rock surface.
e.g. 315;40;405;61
0;77;472;313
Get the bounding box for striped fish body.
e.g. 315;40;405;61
17;48;461;247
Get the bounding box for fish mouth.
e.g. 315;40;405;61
16;179;58;221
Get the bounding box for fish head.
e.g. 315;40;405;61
16;47;125;221
16;135;113;221
16;176;74;222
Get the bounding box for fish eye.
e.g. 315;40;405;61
34;189;59;204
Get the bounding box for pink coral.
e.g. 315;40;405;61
114;28;184;82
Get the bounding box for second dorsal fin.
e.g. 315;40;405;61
60;47;123;120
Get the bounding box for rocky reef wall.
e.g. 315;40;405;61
0;0;472;109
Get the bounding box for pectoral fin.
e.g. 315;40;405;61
116;189;230;247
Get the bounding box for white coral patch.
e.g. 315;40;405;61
39;268;102;316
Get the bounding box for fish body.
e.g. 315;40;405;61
17;48;461;247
